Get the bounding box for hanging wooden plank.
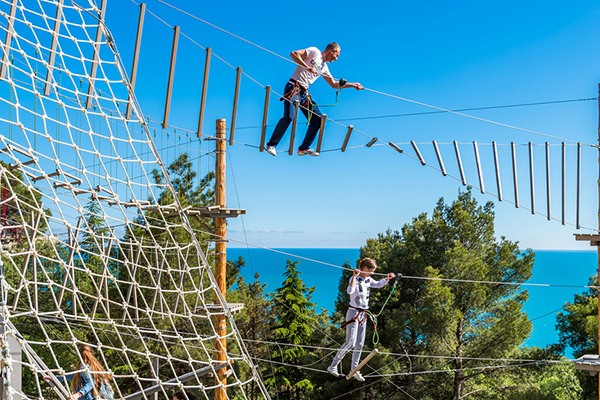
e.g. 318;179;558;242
411;140;425;165
389;142;403;154
229;66;242;145
511;142;519;208
473;141;484;194
366;138;377;147
453;141;466;186
341;125;353;152
315;114;327;154
561;142;566;225
125;2;146;120
432;140;446;176
346;349;379;380
545;142;551;220
259;85;270;151
529;142;535;214
196;47;212;137
162;25;180;129
492;141;502;201
43;0;64;96
576;142;581;229
85;0;108;109
288;100;300;155
0;0;18;80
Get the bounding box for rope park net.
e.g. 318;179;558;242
0;1;269;400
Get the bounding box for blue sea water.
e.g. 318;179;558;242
228;248;597;351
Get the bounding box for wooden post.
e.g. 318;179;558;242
562;142;566;224
341;125;353;152
512;142;519;208
346;349;379;380
454;141;466;186
229;67;242;145
493;141;502;201
214;119;228;400
316;114;327;154
546;142;551;220
162;25;180;129
126;3;146;120
259;85;270;151
411;140;426;166
288;100;299;155
0;0;18;80
529;142;535;214
43;0;64;96
85;0;107;109
196;47;211;137
433;140;446;176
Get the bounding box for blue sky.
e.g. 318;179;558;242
104;0;600;250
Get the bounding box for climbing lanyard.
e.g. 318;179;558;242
367;274;401;345
306;90;341;125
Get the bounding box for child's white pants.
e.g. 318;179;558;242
331;308;367;370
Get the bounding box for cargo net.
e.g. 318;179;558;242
0;1;269;399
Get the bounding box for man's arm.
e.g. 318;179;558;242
322;75;364;90
290;49;317;74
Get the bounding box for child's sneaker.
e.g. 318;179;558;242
353;371;365;382
327;365;339;377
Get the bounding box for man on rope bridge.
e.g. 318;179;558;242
265;42;363;157
327;258;396;381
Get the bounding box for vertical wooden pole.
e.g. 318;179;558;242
432;140;446;176
162;25;180;129
512;142;519;208
288;100;299;155
341;125;353;152
473;141;484;193
492;141;502;201
126;3;146;120
259;85;270;151
562;142;566;225
545;142;551;220
0;0;18;80
214;119;227;400
229;67;242;145
577;141;581;229
411;140;426;166
529;142;535;214
316;114;327;154
453;141;466;186
43;0;64;96
196;48;211;137
85;0;107;109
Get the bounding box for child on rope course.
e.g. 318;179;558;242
327;258;395;382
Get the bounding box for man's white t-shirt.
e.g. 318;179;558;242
290;47;332;89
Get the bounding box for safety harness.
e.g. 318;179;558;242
341;274;402;345
280;78;347;125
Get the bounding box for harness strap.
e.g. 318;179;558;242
340;306;367;329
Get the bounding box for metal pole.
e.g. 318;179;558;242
214;119;227;400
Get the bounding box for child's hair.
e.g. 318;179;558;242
358;258;377;270
72;344;111;395
174;392;197;400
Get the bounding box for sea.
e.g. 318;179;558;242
227;248;597;354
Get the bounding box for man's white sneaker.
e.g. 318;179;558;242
298;148;319;156
327;365;339;377
265;146;277;157
353;371;365;382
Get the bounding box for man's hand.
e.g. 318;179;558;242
353;269;361;277
386;272;396;281
353;82;364;90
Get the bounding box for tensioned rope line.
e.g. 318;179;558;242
364;88;590;145
186;225;599;289
143;0;592;146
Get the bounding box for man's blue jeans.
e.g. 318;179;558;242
266;81;323;151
